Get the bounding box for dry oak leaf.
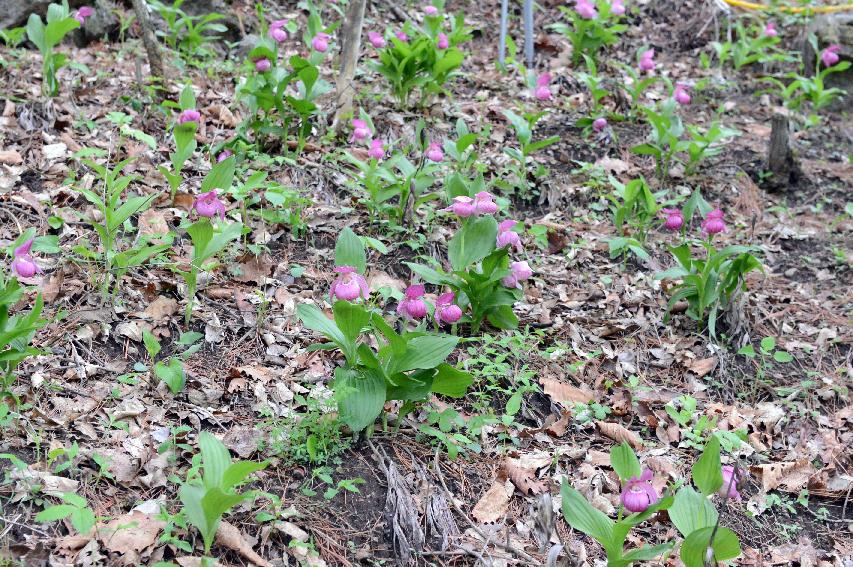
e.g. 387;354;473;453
750;459;815;493
596;421;643;450
143;296;179;323
0;150;23;165
216;520;274;567
540;377;594;405
99;511;165;555
504;458;548;496
686;356;717;377
471;478;514;523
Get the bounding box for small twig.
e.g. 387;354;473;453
432;450;540;565
0;514;50;537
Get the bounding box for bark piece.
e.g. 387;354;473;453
333;0;368;132
765;113;800;191
131;0;165;90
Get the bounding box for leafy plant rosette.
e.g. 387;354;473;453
0;275;46;405
550;0;627;67
297;229;473;432
406;214;522;334
26;1;80;97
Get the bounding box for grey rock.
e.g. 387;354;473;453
0;0;87;30
73;0;120;45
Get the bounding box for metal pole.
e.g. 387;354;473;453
523;0;534;68
499;0;509;66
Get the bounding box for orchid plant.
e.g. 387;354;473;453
297;228;473;433
498;109;560;196
606;176;663;262
159;85;199;201
0;274;46;412
550;0;627;67
26;1;83;97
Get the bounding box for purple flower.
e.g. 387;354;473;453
424;5;439;16
473;191;498;215
611;0;626;16
661;208;683;230
330;266;369;302
701;208;726;235
718;465;743;501
437;32;449;50
639;49;655;72
496;220;523;251
351;118;371;142
368;139;385;160
593;117;608;132
764;22;777;38
368;31;386;48
11;238;39;278
217;150;232;163
575;0;598;19
312;32;330;53
620;469;660;513
426;142;444;162
74;6;94;24
674;83;691;105
821;44;841;67
178;109;200;125
396;30;409;42
435;292;463;324
502;260;532;289
443;196;476;218
194;190;226;220
534;73;552;101
269;20;288;42
397;284;428;320
255;58;271;72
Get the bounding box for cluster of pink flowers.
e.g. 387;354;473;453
620;464;744;513
11;239;39;278
74;6;94;24
639;49;655;72
660;208;726;235
349;116;386;160
442;191;498;217
369;7;450;52
821;44;841;67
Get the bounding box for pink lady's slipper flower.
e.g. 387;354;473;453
719;465;743;501
534;73;552;101
443;196;476;218
702;208;726;235
593;117;608;132
575;0;598;19
255;58;272;72
764;22;778;38
426;142;444;162
502;260;533;289
351;118;371;142
473;191;498;215
396;30;409;42
11;239;39;278
269;20;288;42
437;32;450;50
435;292;463;324
611;0;626;16
674;83;691;105
178;109;200;125
330;266;369;302
194;190;226;220
620;470;660;513
661;208;684;231
312;32;330;53
397;284;428;320
639;49;655;72
496;220;523;251
368;31;386;48
821;44;841;67
217;150;232;163
368;139;385;160
74;6;94;24
424;5;439;16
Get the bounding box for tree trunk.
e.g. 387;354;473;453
130;0;165;93
333;0;369;133
765;113;800;191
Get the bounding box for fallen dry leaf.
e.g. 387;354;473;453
596;421;643;450
99;511;165;555
471;478;513;523
216;520;274;567
686;356;717;377
540;377;594;405
750;460;815;493
504;456;548;495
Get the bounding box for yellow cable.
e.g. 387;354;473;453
723;0;853;12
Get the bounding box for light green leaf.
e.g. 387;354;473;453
335;227;367;273
681;526;741;567
610;442;641;482
431;364;473;398
393;335;458;373
692;435;723;496
335;367;386;431
448;216;498;271
669;486;718;538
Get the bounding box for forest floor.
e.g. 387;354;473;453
1;0;852;566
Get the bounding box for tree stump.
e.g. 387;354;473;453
765;113;800;191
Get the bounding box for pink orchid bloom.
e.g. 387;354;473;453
674;83;691;105
496;220;523;251
473;191;498;215
437;33;449;49
611;0;626;16
719;465;743;501
368;31;386;48
593;117;608;132
312;32;330;53
11;238;39;278
435;292;463;324
368;139;385;160
426;142;444;162
639;49;656;72
701;208;726;235
764;22;777;37
178;109;200;125
269;20;288;42
822;44;841;67
575;0;598;19
396;30;409;42
255;58;271;72
217;150;232;163
424;5;439;16
620;469;660;513
351;118;371;142
661;208;684;230
74;6;94;24
194;190;226;220
397;284;428;320
534;73;552;101
502;260;533;289
330;266;369;302
443;196;476;218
